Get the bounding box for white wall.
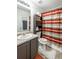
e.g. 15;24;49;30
25;1;43;33
17;6;30;32
30;4;42;32
39;5;62;13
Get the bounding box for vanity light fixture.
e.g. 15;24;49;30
37;0;42;4
17;0;30;7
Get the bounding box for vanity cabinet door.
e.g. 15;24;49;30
26;41;30;59
31;38;38;59
17;43;27;59
17;37;38;59
17;41;30;59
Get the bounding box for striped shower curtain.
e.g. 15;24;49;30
41;8;62;44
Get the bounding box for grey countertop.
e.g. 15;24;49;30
17;33;38;46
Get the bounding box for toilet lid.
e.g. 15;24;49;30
39;38;47;44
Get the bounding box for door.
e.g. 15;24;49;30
17;43;27;59
17;41;30;59
31;38;38;59
26;41;30;59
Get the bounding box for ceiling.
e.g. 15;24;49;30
31;0;62;10
18;0;62;12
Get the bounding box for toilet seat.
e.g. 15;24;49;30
38;38;47;44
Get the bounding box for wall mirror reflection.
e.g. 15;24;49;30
17;5;31;32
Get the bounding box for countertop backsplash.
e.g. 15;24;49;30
17;30;32;36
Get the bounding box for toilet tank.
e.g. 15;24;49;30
36;32;41;38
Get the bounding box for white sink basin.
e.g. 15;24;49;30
17;33;33;40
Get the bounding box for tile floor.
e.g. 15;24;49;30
34;53;43;59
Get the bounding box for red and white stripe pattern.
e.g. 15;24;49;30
42;34;62;44
41;8;62;44
42;24;62;29
41;28;62;34
41;8;62;17
42;31;62;39
42;19;62;24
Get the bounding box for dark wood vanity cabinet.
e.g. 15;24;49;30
31;38;38;59
17;38;38;59
17;42;30;59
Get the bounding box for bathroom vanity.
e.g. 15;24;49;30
17;3;38;59
17;33;38;59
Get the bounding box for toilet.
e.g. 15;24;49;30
37;32;48;59
37;32;47;45
37;32;58;59
37;31;48;50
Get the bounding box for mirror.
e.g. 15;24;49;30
17;5;31;32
